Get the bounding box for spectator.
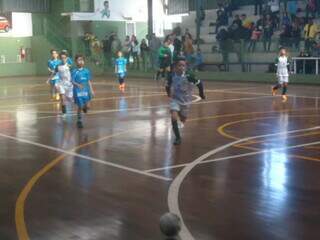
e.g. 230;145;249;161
149;33;161;70
287;0;297;20
183;34;194;63
111;34;121;65
279;24;292;47
130;35;140;70
306;0;317;21
268;0;280;16
304;19;318;52
256;15;264;30
248;25;262;52
254;0;263;16
215;8;228;33
241;14;253;30
140;39;149;72
291;22;301;50
195;48;204;71
263;15;274;51
122;36;131;64
216;26;230;66
232;14;242;28
282;12;291;26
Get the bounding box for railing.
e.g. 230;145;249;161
292;57;320;75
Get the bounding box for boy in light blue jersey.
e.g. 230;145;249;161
115;51;128;91
47;49;62;100
170;57;195;145
71;54;95;128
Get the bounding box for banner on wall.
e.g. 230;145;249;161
71;0;148;22
0;12;32;37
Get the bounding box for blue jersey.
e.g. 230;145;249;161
48;59;62;72
71;68;92;107
115;57;127;74
48;59;62;84
67;57;73;67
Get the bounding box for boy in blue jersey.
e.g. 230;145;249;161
71;54;95;128
170;57;195;145
115;51;128;91
47;49;62;100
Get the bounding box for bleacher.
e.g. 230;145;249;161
168;1;319;72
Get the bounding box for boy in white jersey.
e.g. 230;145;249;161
271;48;290;102
55;52;73;114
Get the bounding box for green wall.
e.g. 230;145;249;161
0;37;32;63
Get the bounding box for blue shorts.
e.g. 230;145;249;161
73;88;91;107
50;76;60;86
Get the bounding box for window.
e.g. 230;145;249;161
74;0;94;12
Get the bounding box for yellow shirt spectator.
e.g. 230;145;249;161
304;23;319;39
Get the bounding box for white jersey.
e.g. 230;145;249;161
276;56;289;77
57;63;71;83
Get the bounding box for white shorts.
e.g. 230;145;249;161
56;82;73;99
278;75;289;84
170;100;190;118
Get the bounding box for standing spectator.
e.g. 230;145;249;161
268;0;280;16
183;34;194;64
111;34;121;65
306;0;317;21
149;33;161;70
215;8;227;33
130;35;140;70
122;36;131;64
287;0;297;20
279;24;292;47
304;19;318;52
140;39;149;72
291;22;301;50
232;14;242;28
282;12;291;26
248;25;262;52
254;0;263;16
216;26;230;67
263;15;274;51
195;48;204;71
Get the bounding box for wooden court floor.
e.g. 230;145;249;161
0;76;320;240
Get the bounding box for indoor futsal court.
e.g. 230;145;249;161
2;0;320;240
1;77;320;240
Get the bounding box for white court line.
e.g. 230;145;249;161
145;140;320;173
168;126;320;240
0;131;172;182
221;89;320;100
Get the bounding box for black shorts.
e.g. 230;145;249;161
159;60;171;69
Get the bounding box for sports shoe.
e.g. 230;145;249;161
173;138;182;146
282;95;288;102
271;86;276;96
77;121;84;129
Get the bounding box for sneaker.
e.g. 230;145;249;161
282;95;288;102
178;122;184;129
77;121;84;129
271;86;276;96
200;93;206;100
173;138;182;146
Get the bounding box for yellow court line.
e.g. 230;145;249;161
15;128;143;240
217;115;320;162
14;107;319;240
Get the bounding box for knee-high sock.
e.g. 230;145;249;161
172;119;181;140
197;80;205;99
282;85;287;95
